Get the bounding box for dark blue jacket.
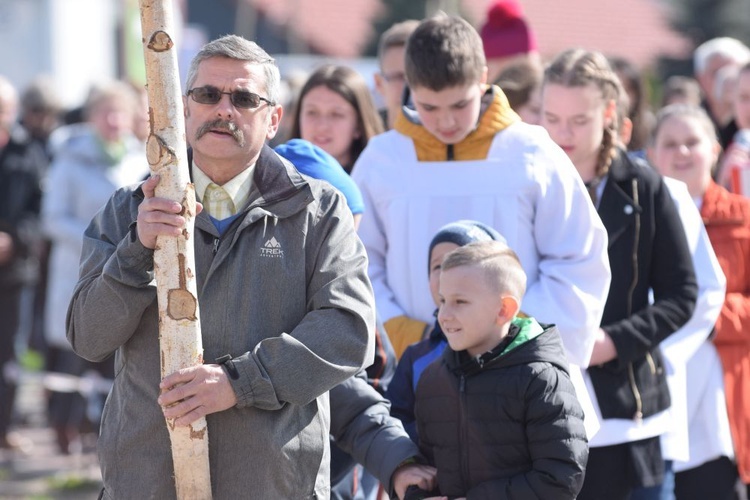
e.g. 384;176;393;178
386;318;446;442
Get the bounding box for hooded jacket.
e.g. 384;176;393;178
415;318;588;499
393;85;518;162
67;144;375;499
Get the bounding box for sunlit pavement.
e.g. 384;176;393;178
0;371;102;500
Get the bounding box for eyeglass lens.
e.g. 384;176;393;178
189;87;266;109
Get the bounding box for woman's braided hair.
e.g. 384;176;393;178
543;49;624;180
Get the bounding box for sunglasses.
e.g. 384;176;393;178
187;86;275;109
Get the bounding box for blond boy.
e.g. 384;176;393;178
412;241;587;499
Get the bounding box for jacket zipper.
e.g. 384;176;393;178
626;178;643;422
212;237;220;255
459;375;470;486
627;364;643;422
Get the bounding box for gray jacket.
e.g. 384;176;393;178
330;373;421;497
67;144;376;499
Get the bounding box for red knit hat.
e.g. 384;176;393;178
480;0;538;59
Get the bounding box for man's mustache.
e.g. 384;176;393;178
196;119;245;146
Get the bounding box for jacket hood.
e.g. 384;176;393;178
245;143;315;217
443;317;568;376
393;85;519;162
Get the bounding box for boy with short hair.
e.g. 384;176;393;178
352;15;610;372
386;219;505;442
413;241;588;499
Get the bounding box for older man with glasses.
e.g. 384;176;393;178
67;35;376;499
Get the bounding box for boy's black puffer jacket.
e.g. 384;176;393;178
415;322;588;499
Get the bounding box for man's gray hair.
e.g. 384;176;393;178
694;37;750;76
185;35;281;105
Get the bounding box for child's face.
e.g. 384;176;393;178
299;85;361;166
648;115;718;198
410;81;485;145
734;69;750;130
438;264;506;357
428;242;460;307
541;83;613;179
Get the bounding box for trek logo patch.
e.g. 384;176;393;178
260;236;284;258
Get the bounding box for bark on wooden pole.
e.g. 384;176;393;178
138;1;212;498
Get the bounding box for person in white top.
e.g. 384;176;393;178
541;48;698;499
352;15;610;370
352;17;610;440
649;103;740;500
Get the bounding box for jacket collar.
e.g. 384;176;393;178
443;317;554;376
606;147;638;182
133;144;313;227
393;85;519;162
701;179;746;225
247;144;313;214
598;150;643;247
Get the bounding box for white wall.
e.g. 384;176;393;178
49;0;119;107
0;0;118;108
0;0;54;93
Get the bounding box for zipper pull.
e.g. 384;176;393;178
213;238;220;254
459;375;466;392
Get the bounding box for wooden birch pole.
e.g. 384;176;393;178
138;1;212;498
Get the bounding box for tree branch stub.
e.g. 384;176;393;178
148;30;174;52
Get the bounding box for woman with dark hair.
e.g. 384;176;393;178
288;64;384;173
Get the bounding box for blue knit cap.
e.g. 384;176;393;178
275;139;365;215
428;220;506;273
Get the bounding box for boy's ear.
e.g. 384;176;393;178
497;295;521;324
480;66;489;86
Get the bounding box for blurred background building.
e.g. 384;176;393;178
0;0;747;109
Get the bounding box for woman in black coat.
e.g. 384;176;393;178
541;48;698;500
